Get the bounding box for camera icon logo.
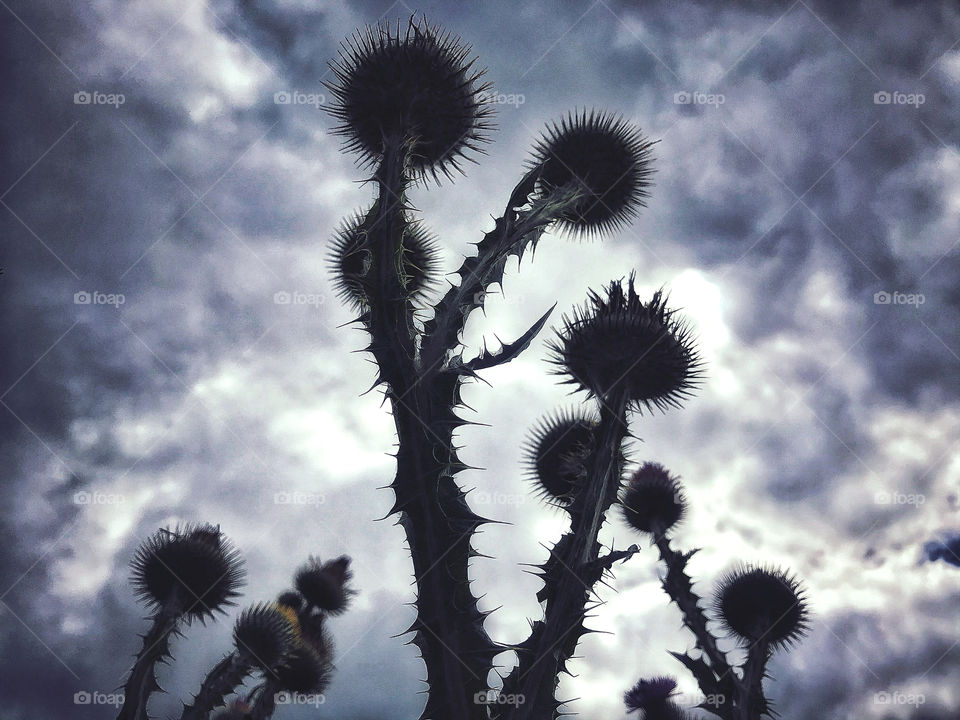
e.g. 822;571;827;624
274;92;291;105
74;291;91;304
73;491;92;505
74;691;92;704
274;691;292;705
873;291;891;305
674;91;692;105
274;291;291;305
74;91;91;105
873;91;891;105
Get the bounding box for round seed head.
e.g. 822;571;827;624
328;212;439;308
294;556;354;615
326;16;495;182
233;603;298;671
548;277;703;413
523;410;599;506
713;565;809;651
620;462;687;535
130;523;245;621
529;109;655;237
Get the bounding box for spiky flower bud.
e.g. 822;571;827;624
624;676;688;719
233;603;298;671
621;462;687;536
523;410;599;506
713;565;809;651
548;277;702;412
295;556;354;615
529;109;654;237
326;17;494;181
130;523;245;621
275;645;332;694
328;212;439;308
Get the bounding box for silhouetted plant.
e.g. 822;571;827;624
322;14;810;720
116;524;352;720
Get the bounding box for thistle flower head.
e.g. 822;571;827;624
233;603;298;670
713;565;809;651
275;645;332;694
621;462;687;536
523;410;599;506
548;276;702;412
295;556;354;615
529;109;655;237
326;16;494;182
328;212;440;308
130;523;245;621
624;676;689;719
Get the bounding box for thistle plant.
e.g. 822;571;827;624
321;14;810;720
116;523;353;720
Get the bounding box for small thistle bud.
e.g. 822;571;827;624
328;213;439;308
275;645;332;694
624;676;688;719
233;603;298;671
548;277;702;412
620;463;687;536
713;565;809;651
529;109;655;237
523;410;599;506
130;523;245;621
326;17;494;182
295;556;354;615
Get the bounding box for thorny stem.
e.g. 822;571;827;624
116;607;179;720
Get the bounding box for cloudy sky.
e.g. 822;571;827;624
2;1;960;718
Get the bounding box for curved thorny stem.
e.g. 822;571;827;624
116;607;179;720
499;393;631;719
